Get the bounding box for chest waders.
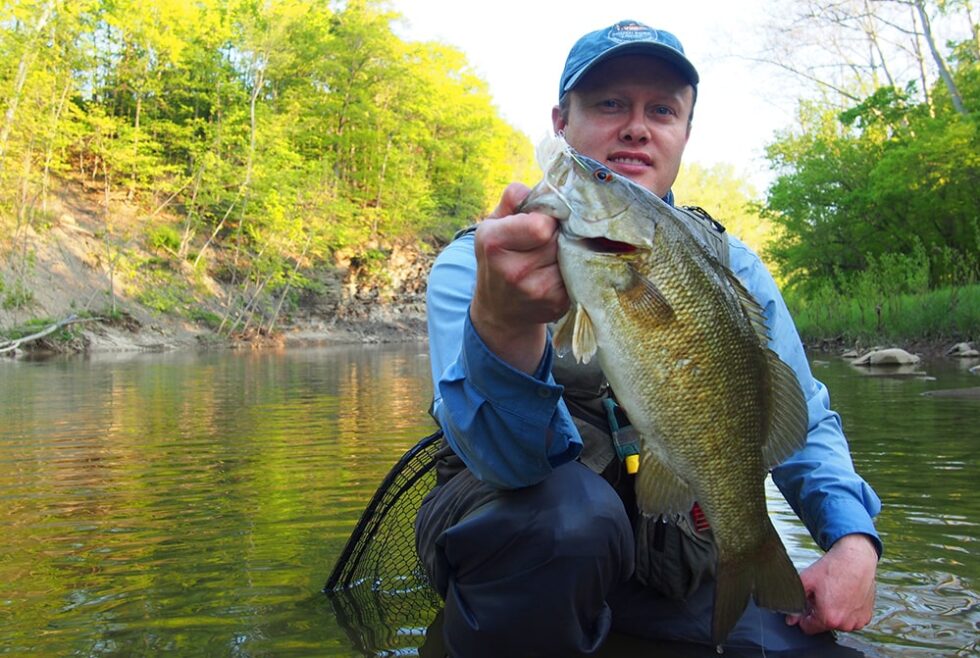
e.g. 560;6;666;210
327;205;731;605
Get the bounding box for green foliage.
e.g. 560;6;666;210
782;243;978;343
763;56;980;296
786;283;980;345
147;224;182;255
187;307;222;329
2;278;35;310
134;270;192;315
0;0;534;313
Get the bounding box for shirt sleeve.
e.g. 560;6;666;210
426;232;582;490
729;237;883;557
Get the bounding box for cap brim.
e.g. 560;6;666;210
562;41;699;95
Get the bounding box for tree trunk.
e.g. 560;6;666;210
0;0;57;172
913;0;967;115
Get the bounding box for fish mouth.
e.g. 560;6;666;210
579;236;639;253
560;224;642;254
583;238;637;254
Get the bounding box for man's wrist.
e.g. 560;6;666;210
832;533;880;562
469;302;547;375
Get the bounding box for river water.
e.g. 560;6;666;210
0;343;976;656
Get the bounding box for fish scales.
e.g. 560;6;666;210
520;135;809;646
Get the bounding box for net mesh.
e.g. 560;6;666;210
326;430;444;654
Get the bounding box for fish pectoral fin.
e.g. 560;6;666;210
552;310;574;357
571;303;598;364
633;448;696;516
761;349;810;468
618;265;675;324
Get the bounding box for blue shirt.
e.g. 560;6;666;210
426;228;882;555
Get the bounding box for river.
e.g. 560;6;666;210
0;343;976;656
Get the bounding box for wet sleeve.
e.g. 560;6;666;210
426;233;582;490
729;237;883;556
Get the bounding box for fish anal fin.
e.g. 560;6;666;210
618;265;674;324
633;447;695;516
571;303;598;364
761;349;810;469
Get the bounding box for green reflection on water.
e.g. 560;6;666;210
0;344;436;656
0;347;977;656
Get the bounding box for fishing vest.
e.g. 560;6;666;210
439;205;729;599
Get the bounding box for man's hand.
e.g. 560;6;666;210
470;183;569;374
786;533;878;634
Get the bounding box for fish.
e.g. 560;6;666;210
519;135;809;646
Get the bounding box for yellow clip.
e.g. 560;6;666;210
625;454;639;474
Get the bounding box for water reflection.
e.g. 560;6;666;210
0;348;977;656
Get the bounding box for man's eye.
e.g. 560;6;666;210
653;106;675;116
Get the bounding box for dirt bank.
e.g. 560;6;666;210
0;179;433;357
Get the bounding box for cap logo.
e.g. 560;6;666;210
607;21;656;43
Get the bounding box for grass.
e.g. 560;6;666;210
787;284;980;347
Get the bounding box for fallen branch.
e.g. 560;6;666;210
0;314;101;354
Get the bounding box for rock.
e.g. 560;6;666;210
945;342;979;358
841;349;860;359
851;348;921;366
922;386;980;399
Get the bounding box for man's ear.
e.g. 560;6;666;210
551;105;566;134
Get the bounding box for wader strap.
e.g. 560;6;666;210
602;398;640;474
679;205;729;269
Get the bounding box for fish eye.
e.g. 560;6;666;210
593;169;613;183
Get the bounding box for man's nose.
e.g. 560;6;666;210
619;111;651;143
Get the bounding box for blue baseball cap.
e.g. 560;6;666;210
559;20;699;99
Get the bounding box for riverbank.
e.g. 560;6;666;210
1;179;432;357
1;180;975;362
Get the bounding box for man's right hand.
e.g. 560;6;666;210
470;183;570;374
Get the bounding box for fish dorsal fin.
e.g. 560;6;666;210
618;264;675;324
724;268;769;344
633;445;696;516
720;269;809;467
761;349;809;468
571;303;598;364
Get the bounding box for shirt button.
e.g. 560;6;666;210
537;387;552;399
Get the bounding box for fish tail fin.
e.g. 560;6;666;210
712;525;806;646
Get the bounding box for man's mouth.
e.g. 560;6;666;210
608;153;652;167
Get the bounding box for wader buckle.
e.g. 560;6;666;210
602;397;640;474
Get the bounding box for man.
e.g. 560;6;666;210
418;20;881;657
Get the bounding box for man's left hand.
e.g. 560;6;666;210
786;533;878;634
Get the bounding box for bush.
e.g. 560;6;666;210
147;224;182;255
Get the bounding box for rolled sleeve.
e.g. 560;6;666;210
729;237;883;556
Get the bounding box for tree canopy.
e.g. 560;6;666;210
758;0;978;294
0;0;534;261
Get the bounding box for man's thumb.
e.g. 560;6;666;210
488;182;532;219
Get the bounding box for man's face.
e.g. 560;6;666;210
552;54;694;199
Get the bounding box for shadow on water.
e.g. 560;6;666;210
329;595;883;658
